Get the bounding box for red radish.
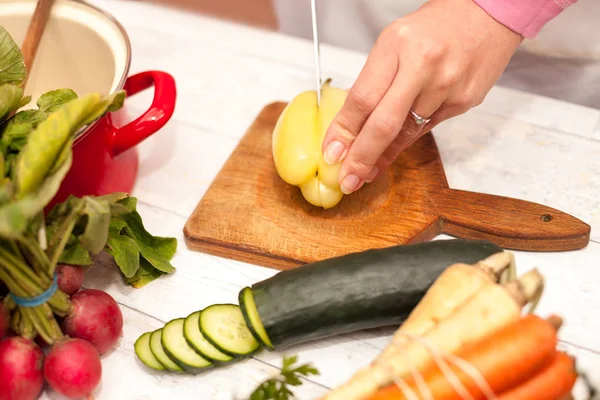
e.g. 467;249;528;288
0;303;8;339
56;264;85;296
62;289;123;354
44;338;102;399
0;337;44;400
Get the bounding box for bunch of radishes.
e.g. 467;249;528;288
0;264;123;400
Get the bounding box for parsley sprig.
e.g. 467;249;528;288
248;355;320;400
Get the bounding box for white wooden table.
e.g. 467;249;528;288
52;1;600;399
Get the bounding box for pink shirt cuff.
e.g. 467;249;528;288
472;0;578;38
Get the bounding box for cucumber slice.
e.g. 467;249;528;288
162;318;213;371
135;332;165;371
184;311;233;363
239;287;273;350
149;329;184;372
199;304;260;357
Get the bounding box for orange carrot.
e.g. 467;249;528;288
496;351;578;400
366;314;561;400
324;268;544;400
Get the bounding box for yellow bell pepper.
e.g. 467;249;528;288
272;80;348;209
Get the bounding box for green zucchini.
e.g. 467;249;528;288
162;318;213;371
238;287;273;350
149;329;184;372
238;239;503;350
184;311;234;363
135;332;165;371
199;304;261;357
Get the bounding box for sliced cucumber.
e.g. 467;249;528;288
239;287;273;350
135;332;165;371
184;311;233;363
149;329;184;372
162;318;213;371
199;304;260;357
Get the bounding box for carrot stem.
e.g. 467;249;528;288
479;251;517;284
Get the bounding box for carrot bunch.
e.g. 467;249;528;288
367;314;578;400
322;251;581;400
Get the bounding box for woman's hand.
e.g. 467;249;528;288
321;0;523;194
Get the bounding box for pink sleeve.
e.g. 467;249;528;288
472;0;578;38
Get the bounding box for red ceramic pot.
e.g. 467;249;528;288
0;0;176;210
49;70;176;209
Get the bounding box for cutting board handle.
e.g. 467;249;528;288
433;188;591;251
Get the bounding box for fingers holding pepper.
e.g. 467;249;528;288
322;0;523;194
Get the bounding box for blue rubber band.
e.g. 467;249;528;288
10;273;58;307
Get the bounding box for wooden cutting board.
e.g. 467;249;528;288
183;102;591;270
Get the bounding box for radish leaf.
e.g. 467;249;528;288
127;258;164;288
36;89;78;113
0;26;26;86
0;84;25;121
0;109;47;153
58;239;92;266
0;178;11;204
118;211;176;274
111;197;177;274
14;91;125;198
101;195;177;286
0;150;72;238
79;197;111;254
106;222;140;279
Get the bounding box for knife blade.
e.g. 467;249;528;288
310;0;322;106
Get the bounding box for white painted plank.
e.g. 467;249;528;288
478;90;600;139
38;294;600;399
80;202;600;389
118;39;339;141
40;302;328;400
125;115;238;217
432;109;600;243
91;0;600;139
593;117;600;141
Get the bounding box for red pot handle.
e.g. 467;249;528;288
109;70;177;157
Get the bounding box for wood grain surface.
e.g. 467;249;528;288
183;102;591;270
